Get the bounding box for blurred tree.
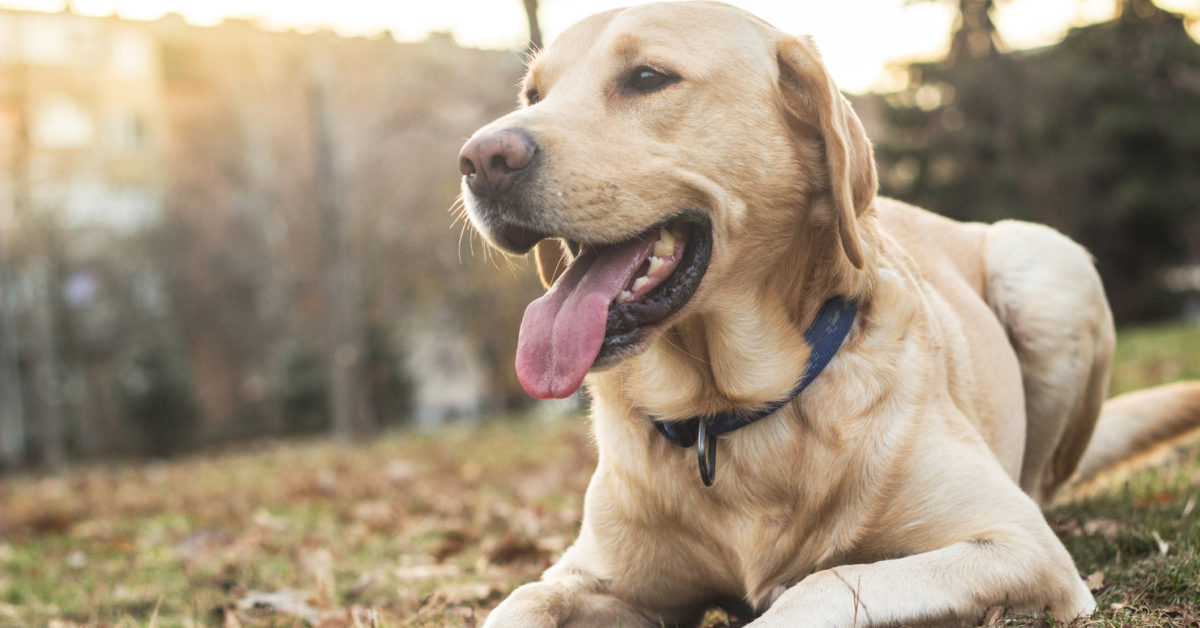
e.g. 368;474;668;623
0;264;25;468
277;341;329;433
908;0;1007;59
3;40;66;471
28;230;66;471
523;0;543;52
364;323;413;427
1117;0;1165;20
310;58;375;442
116;334;199;457
878;0;1200;322
951;0;1002;58
156;23;534;442
156;27;317;443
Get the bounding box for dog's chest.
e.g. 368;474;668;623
596;464;843;611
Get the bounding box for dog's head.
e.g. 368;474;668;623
458;1;877;400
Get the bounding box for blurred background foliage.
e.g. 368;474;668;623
876;0;1200;321
0;0;1197;471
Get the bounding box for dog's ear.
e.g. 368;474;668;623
776;36;877;269
533;239;571;289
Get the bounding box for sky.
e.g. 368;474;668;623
2;0;1198;93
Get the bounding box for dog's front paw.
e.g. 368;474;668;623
482;582;562;628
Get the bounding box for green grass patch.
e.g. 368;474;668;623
1111;321;1200;396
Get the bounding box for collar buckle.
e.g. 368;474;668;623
697;418;717;486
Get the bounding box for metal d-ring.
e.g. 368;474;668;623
697;418;717;486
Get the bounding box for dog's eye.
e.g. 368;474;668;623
625;66;677;93
525;88;540;105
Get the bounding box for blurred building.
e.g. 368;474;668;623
0;7;166;235
0;7;171;466
0;6;531;466
406;307;490;429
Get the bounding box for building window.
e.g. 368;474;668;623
32;95;93;149
108;30;153;78
0;15;14;62
20;15;97;65
107;111;148;152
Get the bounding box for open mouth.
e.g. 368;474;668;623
515;211;712;399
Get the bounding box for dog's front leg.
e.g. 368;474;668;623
748;532;1095;628
483;571;658;628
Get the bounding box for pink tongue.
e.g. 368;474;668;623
516;236;656;399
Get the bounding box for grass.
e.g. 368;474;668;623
1050;451;1200;626
0;321;1198;627
1110;322;1200;395
0;417;597;627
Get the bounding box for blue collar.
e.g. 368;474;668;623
654;296;858;486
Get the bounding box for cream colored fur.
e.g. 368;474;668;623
458;3;1200;626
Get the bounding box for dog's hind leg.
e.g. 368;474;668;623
982;221;1116;504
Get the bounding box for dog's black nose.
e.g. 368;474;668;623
458;128;537;198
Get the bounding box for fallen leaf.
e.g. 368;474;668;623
174;530;225;562
316;469;338;495
979;604;1005;627
383;459;420;483
219;606;243;628
1051;518;1083;538
251;509;288;532
538;534;569;555
351;501;393;530
65;550;87;569
342;572;378;602
302;548;335;607
1160;604;1200;625
460;462;483;483
313;605;382;628
434;527;476;563
416;589;480;624
237;588;320;625
349;606;380;628
310;608;355;628
1134;490;1175;507
483;532;548;565
27;509;77;535
1085;570;1105;591
395;564;459;580
436;582;496;604
1082;519;1118;538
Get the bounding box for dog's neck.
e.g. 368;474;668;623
592;203;880;423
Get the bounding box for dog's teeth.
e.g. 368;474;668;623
632;277;650;292
617;290;633;303
647;256;664;275
654;228;675;257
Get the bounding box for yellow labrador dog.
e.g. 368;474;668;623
456;2;1200;626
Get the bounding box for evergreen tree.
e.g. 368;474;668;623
879;1;1200;321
